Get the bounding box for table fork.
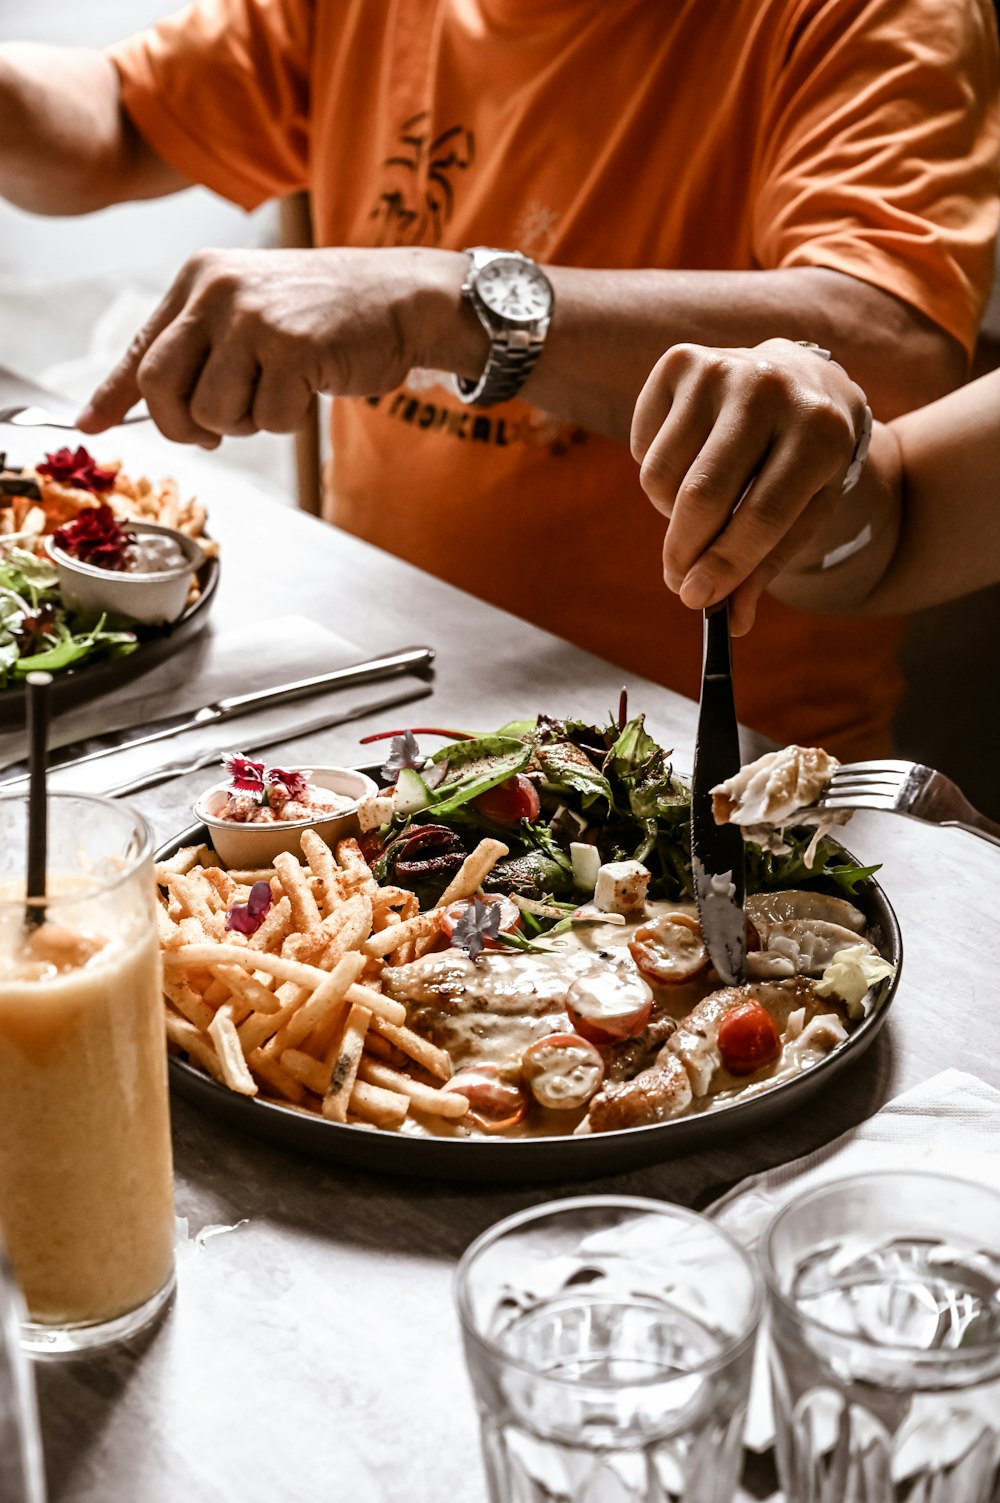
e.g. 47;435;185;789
0;404;150;429
808;758;1000;847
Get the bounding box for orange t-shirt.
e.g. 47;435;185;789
110;0;1000;757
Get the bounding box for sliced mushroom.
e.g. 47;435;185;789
744;890;866;942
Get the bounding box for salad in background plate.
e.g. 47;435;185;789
0;445;215;686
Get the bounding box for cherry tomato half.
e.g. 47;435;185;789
443;1065;528;1132
566;969;654;1046
471;774;541;826
629;911;708;986
439;893;522;948
717;1001;781;1077
521;1033;605;1111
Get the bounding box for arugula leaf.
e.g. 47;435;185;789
532;738;613;810
425;735;531;816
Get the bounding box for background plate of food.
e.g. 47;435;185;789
158;715;901;1183
0;444;219;724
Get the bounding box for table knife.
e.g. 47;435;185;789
690;601;746;985
0;644;435;787
103;682;433;797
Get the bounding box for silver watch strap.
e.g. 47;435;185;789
455;330;546;407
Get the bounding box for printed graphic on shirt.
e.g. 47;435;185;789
369;113;475;247
364;390;589;457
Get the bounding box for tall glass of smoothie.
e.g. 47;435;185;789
0;793;175;1353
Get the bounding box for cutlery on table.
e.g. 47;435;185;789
0;404;150;429
799;758;1000;848
103;681;434;797
690;600;747;984
0;644;436;788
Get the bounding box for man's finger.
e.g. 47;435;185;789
190;346;260;436
136;319;218;446
76;279;189;433
661;415;772;591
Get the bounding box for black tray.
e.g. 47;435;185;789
0;550;220;726
160;818;902;1184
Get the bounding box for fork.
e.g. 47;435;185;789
0;404;150;429
808;758;1000;848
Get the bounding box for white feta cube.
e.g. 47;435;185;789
593;860;650;918
357;793;395;833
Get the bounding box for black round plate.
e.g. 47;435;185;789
160;820;902;1183
0;551;220;726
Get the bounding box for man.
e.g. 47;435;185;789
2;0;997;755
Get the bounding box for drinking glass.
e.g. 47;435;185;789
761;1170;1000;1503
0;793;175;1354
0;1243;46;1501
455;1194;762;1503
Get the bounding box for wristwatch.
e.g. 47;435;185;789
454;247;554;407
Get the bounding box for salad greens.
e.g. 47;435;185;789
370;709;878;905
0;545;138;688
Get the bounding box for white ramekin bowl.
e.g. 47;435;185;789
193;765;381;868
46;521;205;626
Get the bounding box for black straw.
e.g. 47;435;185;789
25;671;52;928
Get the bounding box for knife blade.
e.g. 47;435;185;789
102;681;433;798
0;644;435;788
690;601;746;985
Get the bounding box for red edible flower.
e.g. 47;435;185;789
266;767;310;800
37;445;117;494
225;881;273;936
222;754;267;794
53;504;135;571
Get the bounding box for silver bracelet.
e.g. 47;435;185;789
794;340;873;494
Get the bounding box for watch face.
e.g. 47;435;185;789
476;258;552;322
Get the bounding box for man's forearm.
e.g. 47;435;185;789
511;264;966;439
0;43;187;214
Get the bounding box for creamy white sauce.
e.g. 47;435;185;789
382;897;861;1138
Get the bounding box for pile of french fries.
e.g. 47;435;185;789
156;829;509;1133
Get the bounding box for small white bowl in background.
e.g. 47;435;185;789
46;521;205;626
194;766;381;868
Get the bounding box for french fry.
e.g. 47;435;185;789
158;823;473;1136
437;838;509;907
207;1006;258;1096
165;1010;226;1083
320;892;373;954
361;909;443;959
348;1078;409;1129
370;1015;453;1080
267;952;365;1055
279;1048;330;1096
343;981;406;1027
248;1047;306;1105
162;973;215;1031
155;843;215;880
356;1057;468;1119
273;851;322;931
209;963;280;1015
164;872;224;936
247;894;293;953
322;1003;372;1122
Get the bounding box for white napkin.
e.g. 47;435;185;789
0;616;384;796
711;1069;1000;1451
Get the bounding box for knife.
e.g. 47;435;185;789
690;601;746;985
0;644;435;787
102;681;433;798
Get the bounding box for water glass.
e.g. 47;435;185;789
762;1170;1000;1502
0;1243;46;1502
0;793;175;1354
455;1194;762;1503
